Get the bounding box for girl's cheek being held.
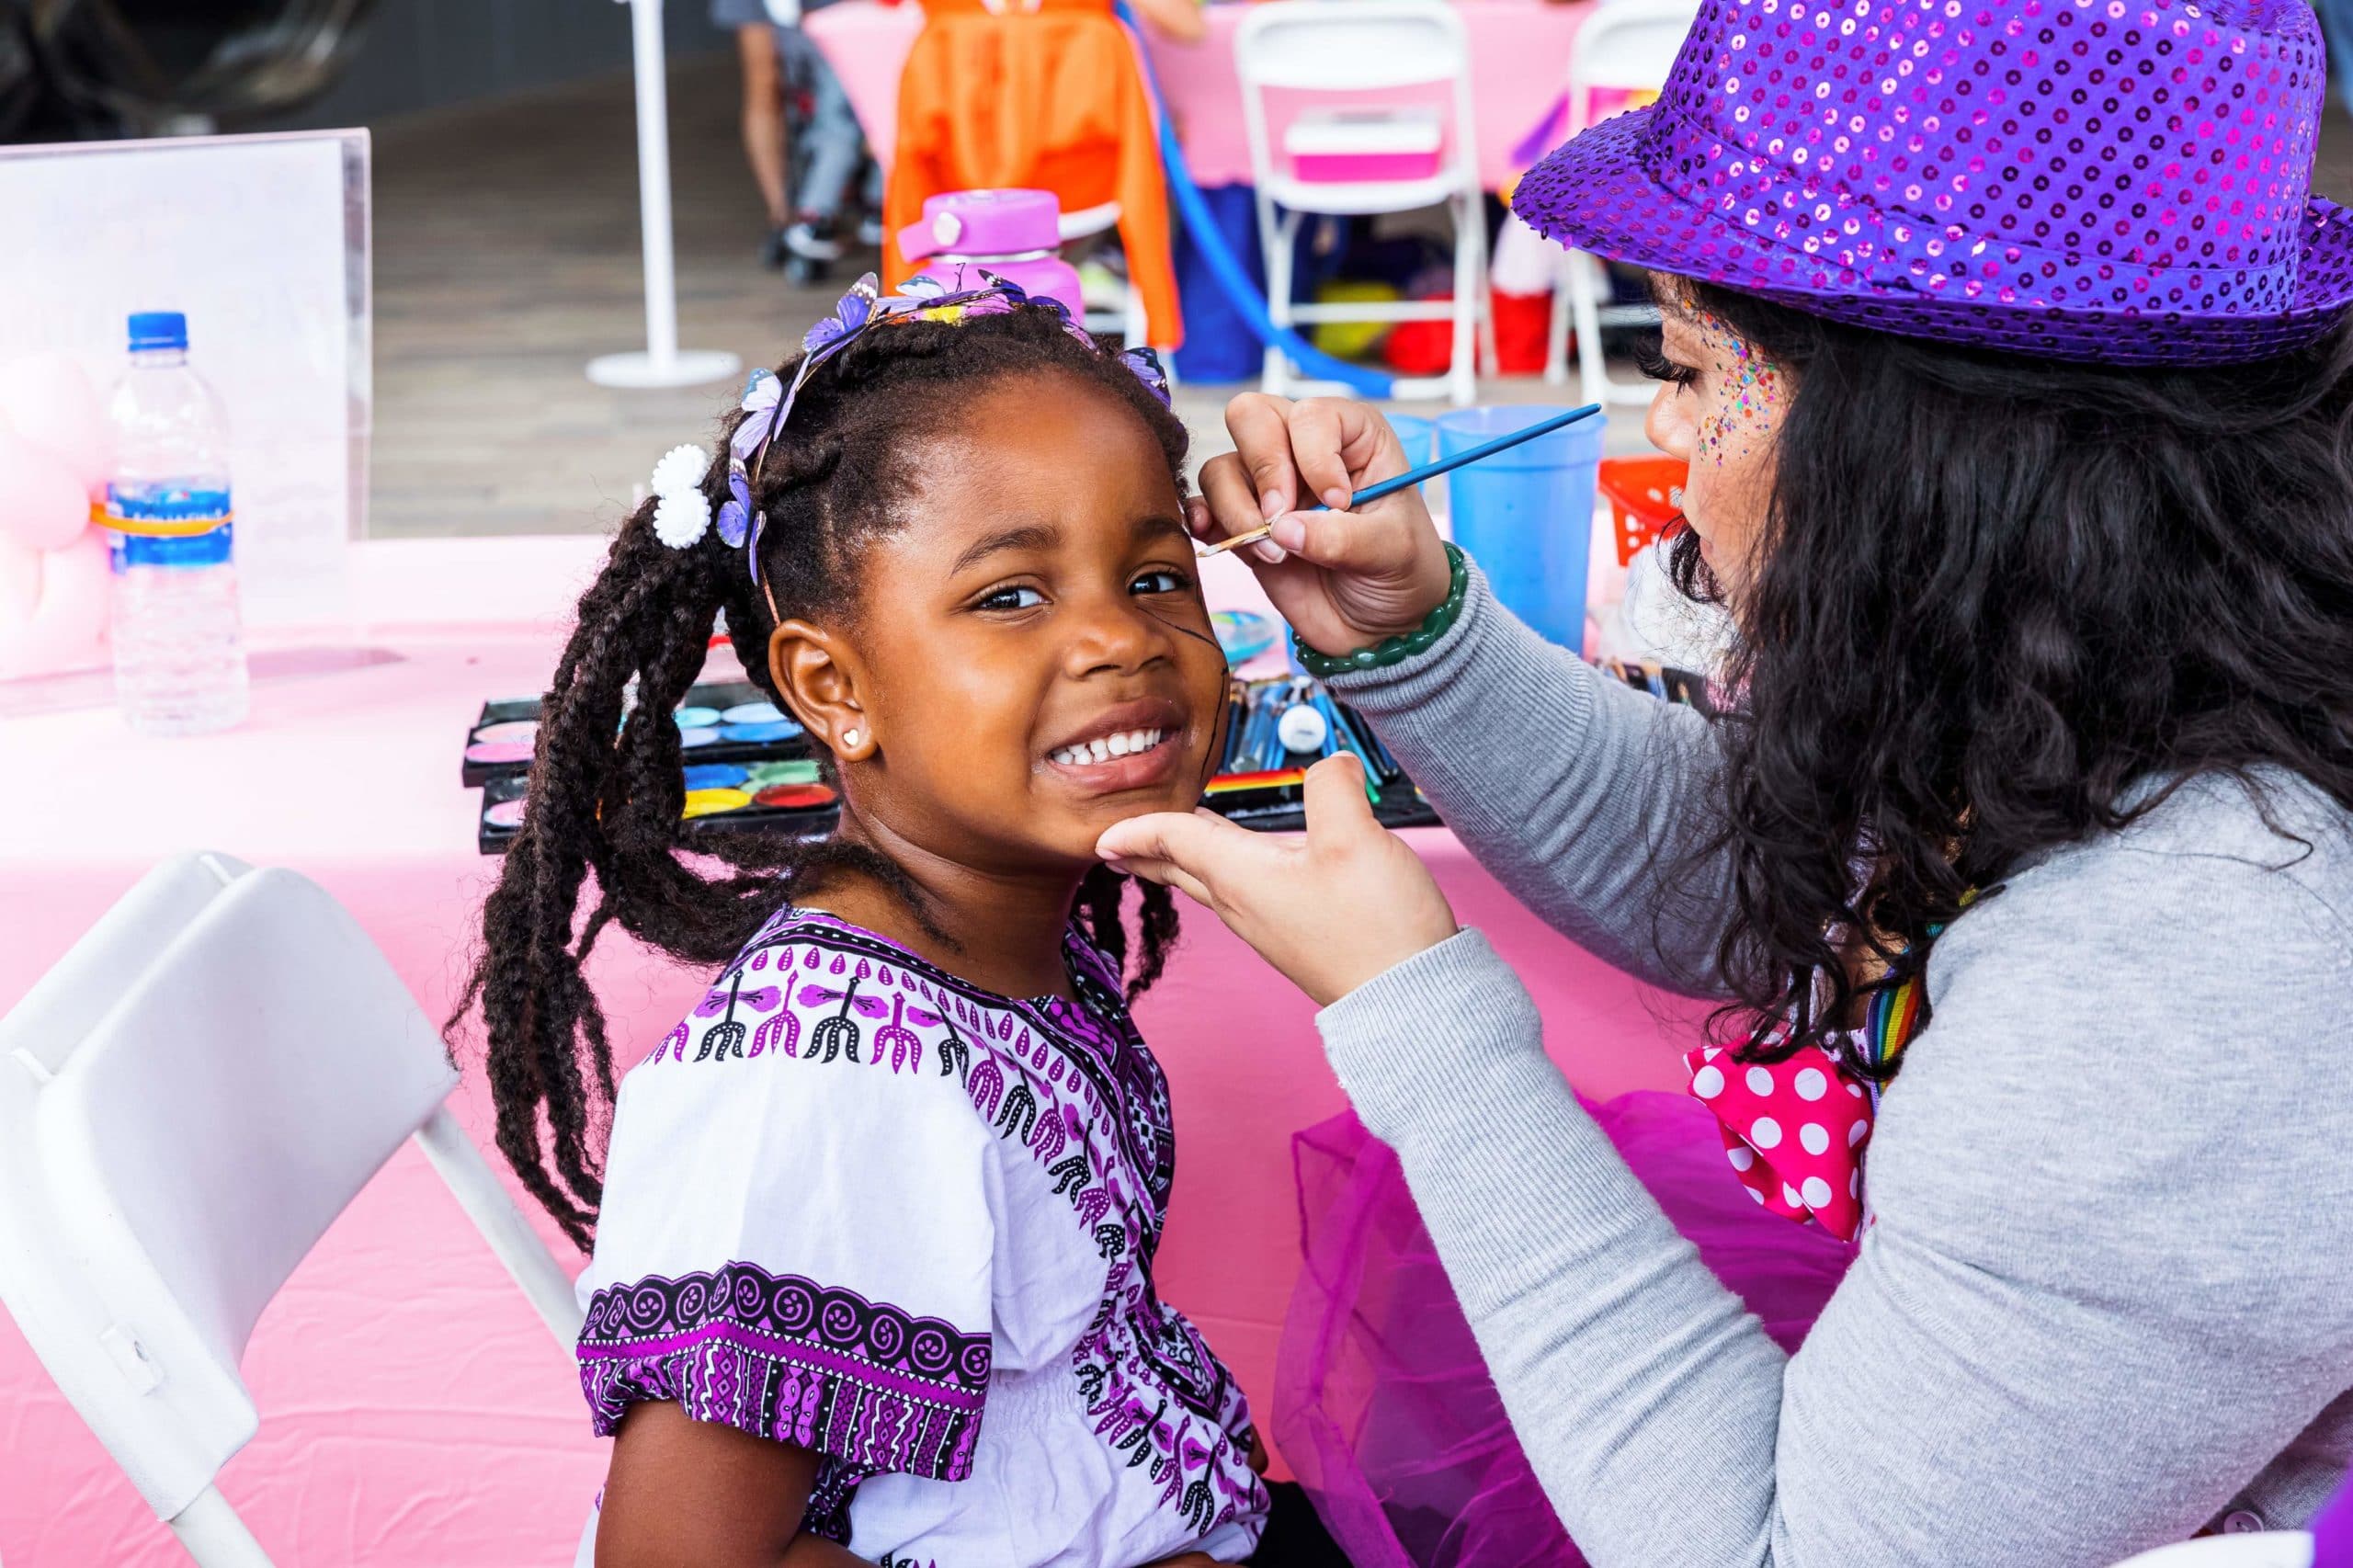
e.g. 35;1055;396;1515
792;378;1231;873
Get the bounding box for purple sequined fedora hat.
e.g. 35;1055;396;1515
1512;0;2353;363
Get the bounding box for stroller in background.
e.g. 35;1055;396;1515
767;7;883;285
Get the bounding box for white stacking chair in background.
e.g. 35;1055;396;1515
1236;0;1490;405
1060;200;1153;348
0;853;583;1567
1544;0;1701;405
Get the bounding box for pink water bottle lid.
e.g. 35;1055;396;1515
898;187;1063;262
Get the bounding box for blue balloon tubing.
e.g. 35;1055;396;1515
1114;2;1396;398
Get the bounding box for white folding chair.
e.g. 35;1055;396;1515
0;852;583;1567
1235;0;1489;406
2106;1535;2314;1567
1543;0;1701;404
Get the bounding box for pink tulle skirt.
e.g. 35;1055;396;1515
1272;1093;1859;1568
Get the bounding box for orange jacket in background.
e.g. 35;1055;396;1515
888;0;1185;350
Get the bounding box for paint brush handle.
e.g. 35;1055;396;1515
1197;403;1603;558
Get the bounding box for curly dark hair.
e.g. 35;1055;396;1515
457;304;1192;1248
1663;279;2353;1081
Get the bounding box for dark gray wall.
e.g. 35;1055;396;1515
261;0;729;131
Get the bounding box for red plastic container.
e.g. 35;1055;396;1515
1597;454;1689;566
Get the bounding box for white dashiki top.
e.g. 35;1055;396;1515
573;906;1269;1568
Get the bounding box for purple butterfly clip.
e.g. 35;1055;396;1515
1118;347;1173;408
720;370;780;575
714;460;753;551
806;273;881;352
719;268;1172;589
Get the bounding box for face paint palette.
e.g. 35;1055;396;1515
1202;676;1438;833
465;680;839;853
1211;609;1279;665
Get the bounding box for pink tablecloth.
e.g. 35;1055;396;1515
0;537;1690;1567
805;0;1590;190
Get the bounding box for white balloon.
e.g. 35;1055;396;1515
0;353;108;495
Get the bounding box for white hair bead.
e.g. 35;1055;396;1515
652;489;712;549
650;443;711;499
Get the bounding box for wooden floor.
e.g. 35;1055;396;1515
367;54;2353;540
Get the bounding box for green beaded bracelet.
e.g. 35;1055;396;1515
1291;543;1469;678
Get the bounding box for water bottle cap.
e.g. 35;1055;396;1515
128;312;188;352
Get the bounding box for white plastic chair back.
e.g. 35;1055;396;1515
1566;0;1700;132
1235;0;1478;206
1544;0;1700;400
1233;0;1490;402
1235;0;1470;92
0;854;581;1565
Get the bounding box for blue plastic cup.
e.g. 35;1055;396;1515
1384;414;1435;465
1381;413;1441;529
1435;405;1604;649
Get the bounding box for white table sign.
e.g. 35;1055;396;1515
0;129;370;631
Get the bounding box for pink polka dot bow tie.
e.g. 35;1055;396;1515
1685;1043;1875;1241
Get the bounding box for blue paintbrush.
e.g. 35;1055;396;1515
1197;402;1605;557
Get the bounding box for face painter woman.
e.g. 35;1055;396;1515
1098;0;2353;1561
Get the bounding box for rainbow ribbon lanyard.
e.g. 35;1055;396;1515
1859;890;1980;1087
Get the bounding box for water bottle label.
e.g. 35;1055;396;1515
104;483;233;538
112;523;233;572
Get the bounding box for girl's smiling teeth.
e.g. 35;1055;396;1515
1050;728;1167;767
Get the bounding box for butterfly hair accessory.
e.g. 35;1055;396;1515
679;269;1173;587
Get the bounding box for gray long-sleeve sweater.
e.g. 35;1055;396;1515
1317;565;2353;1566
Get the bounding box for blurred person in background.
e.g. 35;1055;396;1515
716;0;881;271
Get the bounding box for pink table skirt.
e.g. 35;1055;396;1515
804;0;1591;191
0;538;1691;1566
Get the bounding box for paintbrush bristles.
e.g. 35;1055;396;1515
1196;524;1276;558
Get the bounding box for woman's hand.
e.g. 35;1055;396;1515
1097;755;1459;1006
1191;394;1454;655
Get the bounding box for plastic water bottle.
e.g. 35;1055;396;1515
104;311;249;735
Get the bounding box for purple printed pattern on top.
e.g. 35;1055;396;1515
579;1260;992;1483
632;909;1265;1540
653;911;1178;1258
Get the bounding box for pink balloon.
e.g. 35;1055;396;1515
0;353;108;495
0;426;94;553
0;534;39;625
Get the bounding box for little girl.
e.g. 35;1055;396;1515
462;276;1281;1567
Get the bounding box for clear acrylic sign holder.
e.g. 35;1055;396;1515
0;129;372;714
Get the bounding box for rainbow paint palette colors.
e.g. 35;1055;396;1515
465;680;839;854
1203;676;1438;834
468;676;1430;851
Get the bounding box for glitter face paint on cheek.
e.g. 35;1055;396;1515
1688;310;1783;469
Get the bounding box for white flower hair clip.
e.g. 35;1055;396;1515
648;443;714;550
